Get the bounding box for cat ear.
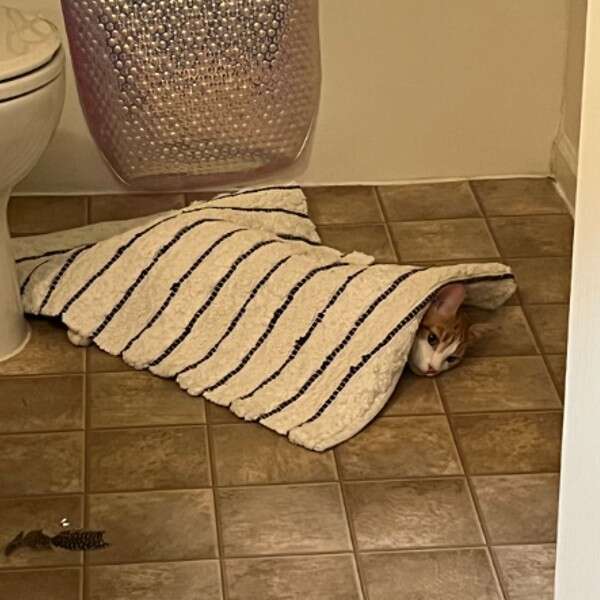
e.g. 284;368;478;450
468;322;495;343
433;283;466;318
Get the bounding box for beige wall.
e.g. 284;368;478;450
562;0;588;147
552;0;587;211
13;0;570;194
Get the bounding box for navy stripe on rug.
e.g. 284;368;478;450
38;245;93;313
276;233;321;246
200;261;349;396
257;268;425;421
19;258;51;295
175;255;293;378
16;244;94;264
240;268;367;401
120;228;246;354
183;204;309;220
58;212;183;316
215;185;302;199
89;218;223;340
148;239;282;367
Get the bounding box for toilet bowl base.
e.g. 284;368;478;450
0;189;31;361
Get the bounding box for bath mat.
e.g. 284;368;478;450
12;188;515;450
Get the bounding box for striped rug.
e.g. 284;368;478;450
13;188;516;450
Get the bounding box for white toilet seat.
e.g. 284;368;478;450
0;5;63;101
0;47;64;101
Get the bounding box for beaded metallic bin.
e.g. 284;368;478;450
62;0;320;189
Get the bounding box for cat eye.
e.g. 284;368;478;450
427;333;438;347
447;356;459;364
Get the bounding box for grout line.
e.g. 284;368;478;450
0;542;557;573
519;304;567;406
373;187;401;263
83;422;208;434
467;182;502;259
466;180;529;306
206;423;229;600
0;556;220;573
384;210;572;223
316;219;386;229
0;467;562;501
468;181;566;399
434;378;509;600
484;546;509;600
0;406;563;438
0;371;87;380
84;196;91;227
81;344;89;600
332;451;370;600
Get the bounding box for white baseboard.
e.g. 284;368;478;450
10;173;554;197
552;129;578;215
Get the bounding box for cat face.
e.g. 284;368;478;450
408;283;488;377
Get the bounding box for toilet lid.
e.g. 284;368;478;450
0;5;61;82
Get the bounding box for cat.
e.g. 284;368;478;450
408;283;490;377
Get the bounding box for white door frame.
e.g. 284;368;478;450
554;1;600;597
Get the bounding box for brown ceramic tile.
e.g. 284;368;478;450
526;304;569;354
360;549;500;600
336;416;461;480
86;346;132;373
507;257;571;304
88;426;210;492
89;193;185;223
212;423;336;486
87;490;217;563
438;357;560;412
0;375;83;433
8;195;87;235
0;495;83;568
473;474;559;544
494;544;556;600
304;186;381;225
472;178;567;216
452;412;562;474
0;568;80;600
206;401;244;424
463;306;538;357
0;432;83;496
546;354;566;398
88;372;205;428
218;484;351;556
488;215;573;257
317;224;396;262
379;181;481;221
88;561;222;600
381;371;443;415
225;555;361;600
389;219;498;262
344;479;483;550
0;319;83;376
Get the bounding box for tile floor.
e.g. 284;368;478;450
0;178;570;599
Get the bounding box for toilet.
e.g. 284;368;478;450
0;6;65;361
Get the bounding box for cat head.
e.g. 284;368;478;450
408;283;490;377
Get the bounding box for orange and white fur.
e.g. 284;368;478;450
408;283;489;377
